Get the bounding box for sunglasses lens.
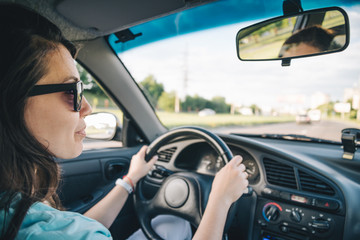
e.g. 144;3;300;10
76;82;83;111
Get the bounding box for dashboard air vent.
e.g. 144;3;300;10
157;147;177;163
263;158;297;189
298;170;335;196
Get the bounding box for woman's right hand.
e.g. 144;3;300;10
192;155;249;240
209;155;249;207
126;145;158;184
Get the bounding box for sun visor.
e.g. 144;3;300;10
56;0;215;36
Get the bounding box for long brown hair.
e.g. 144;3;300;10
0;4;77;239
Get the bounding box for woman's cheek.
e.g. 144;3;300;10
62;92;74;109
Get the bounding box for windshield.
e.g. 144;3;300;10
108;0;360;143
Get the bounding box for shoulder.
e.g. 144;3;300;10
17;202;112;240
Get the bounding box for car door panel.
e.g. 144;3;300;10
56;146;141;213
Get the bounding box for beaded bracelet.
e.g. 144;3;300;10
123;175;135;190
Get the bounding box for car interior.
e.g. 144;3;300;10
1;0;360;239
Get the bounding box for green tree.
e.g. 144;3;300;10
317;102;335;117
346;98;358;119
139;75;164;108
208;96;230;113
182;95;207;112
250;104;261;115
76;63;105;96
158;91;176;112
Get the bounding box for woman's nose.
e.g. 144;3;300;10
80;96;92;117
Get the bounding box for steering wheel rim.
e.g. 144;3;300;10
134;126;236;240
145;126;233;163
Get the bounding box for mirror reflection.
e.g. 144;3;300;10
237;8;348;60
85;112;117;140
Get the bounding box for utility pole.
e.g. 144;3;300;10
175;44;188;113
183;43;188;101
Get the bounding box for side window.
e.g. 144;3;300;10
77;63;123;149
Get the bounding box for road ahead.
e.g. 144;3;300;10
84;119;360;150
214;119;360;142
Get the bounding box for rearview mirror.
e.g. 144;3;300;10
236;7;349;62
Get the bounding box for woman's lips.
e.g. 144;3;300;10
76;128;86;137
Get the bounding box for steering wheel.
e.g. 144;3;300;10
133;126;242;240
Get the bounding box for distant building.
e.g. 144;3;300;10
344;87;360;110
344;88;356;102
239;107;253;116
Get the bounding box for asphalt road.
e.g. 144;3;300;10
214;119;360;142
84;120;360;150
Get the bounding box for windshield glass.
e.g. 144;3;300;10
108;0;360;143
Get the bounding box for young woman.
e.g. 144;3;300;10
0;4;249;240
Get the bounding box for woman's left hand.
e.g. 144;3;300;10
126;145;158;184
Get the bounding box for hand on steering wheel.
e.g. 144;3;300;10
134;126;251;240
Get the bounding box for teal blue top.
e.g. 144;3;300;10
0;194;112;240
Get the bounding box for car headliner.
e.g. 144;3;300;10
0;0;215;41
1;0;358;43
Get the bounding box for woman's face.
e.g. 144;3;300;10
282;42;320;58
24;45;92;159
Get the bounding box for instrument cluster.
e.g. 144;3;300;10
181;143;260;184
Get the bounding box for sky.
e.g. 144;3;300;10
118;6;360;111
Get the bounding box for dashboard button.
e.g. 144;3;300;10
257;219;267;227
280;226;289;233
279;191;290;200
262;188;280;197
315;199;339;210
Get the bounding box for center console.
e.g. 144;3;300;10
253;195;344;240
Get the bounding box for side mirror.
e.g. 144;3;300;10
84;112;121;140
236;7;349;65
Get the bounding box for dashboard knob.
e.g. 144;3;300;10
264;205;280;221
311;219;330;232
290;210;302;222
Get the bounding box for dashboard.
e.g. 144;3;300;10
148;133;360;240
170;141;260;184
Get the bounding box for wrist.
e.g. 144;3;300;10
208;192;233;209
122;175;135;190
115;178;133;194
125;173;140;184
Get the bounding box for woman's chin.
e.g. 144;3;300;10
54;144;83;159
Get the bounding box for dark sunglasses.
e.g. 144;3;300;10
29;81;84;112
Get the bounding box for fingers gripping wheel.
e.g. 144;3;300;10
134;126;248;240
